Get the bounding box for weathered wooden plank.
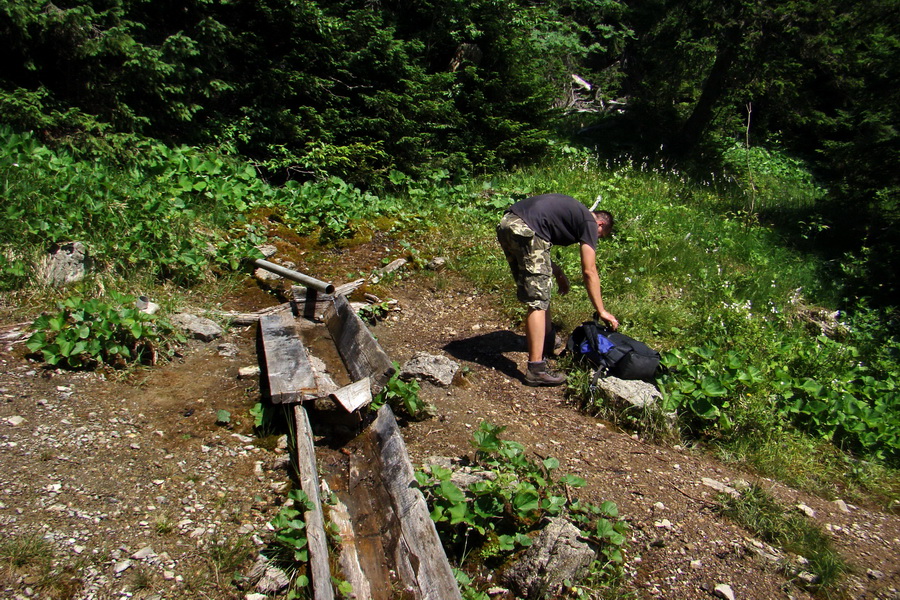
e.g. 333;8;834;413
329;376;373;413
259;311;317;404
212;302;292;326
371;405;462;600
291;286;333;322
325;294;394;387
325;486;373;599
293;405;336;600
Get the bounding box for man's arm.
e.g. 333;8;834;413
580;244;619;329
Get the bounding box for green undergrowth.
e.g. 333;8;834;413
416;423;630;599
4;127;898;513
25;291;184;369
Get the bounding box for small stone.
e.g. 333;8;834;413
654;519;672;529
170;313;223;342
701;477;740;498
797;503;816;518
867;569;885;580
797;571;819;585
218;343;239;357
163;570;175;580
256;245;277;258
239;366;261;379
833;499;851;513
131;546;156;560
113;560;132;574
256;565;290;594
732;479;751;491
5;416;25;426
426;256;448;271
713;583;735;600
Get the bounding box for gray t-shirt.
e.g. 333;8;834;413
508;193;598;248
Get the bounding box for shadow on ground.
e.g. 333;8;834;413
443;330;526;384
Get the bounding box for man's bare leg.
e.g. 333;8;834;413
525;307;551;362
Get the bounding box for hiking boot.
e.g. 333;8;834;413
525;360;566;387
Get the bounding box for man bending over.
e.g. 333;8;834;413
496;193;618;386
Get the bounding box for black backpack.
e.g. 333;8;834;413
565;321;661;381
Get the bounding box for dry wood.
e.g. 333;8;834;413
371;406;462;600
293;405;336;600
212;302;292;326
369;258;407;283
325;294;394;389
329;376;373;413
291;279;366;321
323;480;372;599
258;311;316;404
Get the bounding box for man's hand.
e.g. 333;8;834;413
598;309;619;330
551;262;570;295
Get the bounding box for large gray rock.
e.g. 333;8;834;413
41;241;89;286
401;352;459;387
594;376;662;409
502;517;596;600
170;313;223;342
593;376;676;433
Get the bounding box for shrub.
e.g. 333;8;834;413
25;292;182;369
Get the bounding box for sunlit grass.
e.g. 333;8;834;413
719;484;848;595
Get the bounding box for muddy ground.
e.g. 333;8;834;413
1;255;898;600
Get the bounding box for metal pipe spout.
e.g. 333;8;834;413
251;259;336;294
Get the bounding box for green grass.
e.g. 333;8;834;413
719;484;848;595
0;533;55;568
0;533;84;598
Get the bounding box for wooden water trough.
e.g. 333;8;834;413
257;282;461;600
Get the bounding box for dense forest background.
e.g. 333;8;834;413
2;0;898;304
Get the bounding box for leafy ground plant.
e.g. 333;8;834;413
266;488;314;596
415;422;629;599
25;292;181;369
370;364;431;419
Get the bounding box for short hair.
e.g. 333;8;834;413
592;210;614;228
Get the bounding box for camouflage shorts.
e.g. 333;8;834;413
496;212;553;311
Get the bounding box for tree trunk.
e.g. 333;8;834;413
670;27;741;156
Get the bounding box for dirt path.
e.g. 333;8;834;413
1;270;898;600
371;278;900;600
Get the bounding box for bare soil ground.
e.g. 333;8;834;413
1;258;899;600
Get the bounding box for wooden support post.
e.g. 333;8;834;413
293;405;336;600
291;279;365;322
259;310;317;404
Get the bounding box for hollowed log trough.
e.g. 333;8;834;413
258;292;461;600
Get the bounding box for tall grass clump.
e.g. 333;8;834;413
719;484;848;594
